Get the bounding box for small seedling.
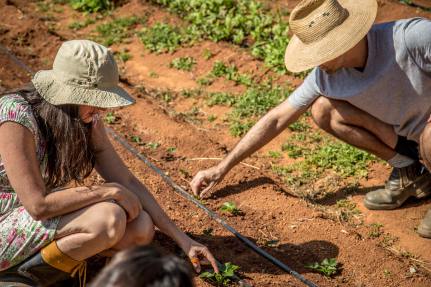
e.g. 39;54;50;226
68;18;95;30
149;71;159;78
368;223;383;238
268;150;282;159
202;48;214;60
305;258;339;277
147;142;160;150
166;147;176;153
207;115;217;122
200;262;240;286
117;50;131;62
220;202;242;216
104;112;117;124
170;56;196;71
131;135;143;144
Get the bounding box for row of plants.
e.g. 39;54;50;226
147;0;290;73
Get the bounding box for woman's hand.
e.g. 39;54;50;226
181;238;219;274
190;165;226;198
104;183;142;222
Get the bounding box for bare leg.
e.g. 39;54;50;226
310;97;398;160
55;201;154;261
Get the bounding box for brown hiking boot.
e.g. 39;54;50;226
418;209;431;238
364;162;431;210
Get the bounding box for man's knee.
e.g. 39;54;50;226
131;211;155;245
90;202;127;248
310;96;336;131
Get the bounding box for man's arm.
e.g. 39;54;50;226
191;99;307;197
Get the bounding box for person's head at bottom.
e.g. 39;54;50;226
90;246;194;287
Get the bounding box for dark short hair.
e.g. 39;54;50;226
90;246;194;287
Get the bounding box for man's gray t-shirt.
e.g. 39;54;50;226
288;17;431;143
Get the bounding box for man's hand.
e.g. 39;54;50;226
190;166;225;198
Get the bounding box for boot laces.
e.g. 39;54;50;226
71;261;87;287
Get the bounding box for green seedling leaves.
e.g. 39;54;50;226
170;57;196;71
200;262;240;286
305;258;339;277
220;201;242;216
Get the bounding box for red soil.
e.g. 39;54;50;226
1;0;431;286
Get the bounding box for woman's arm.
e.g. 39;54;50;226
0;122;131;221
92;118;218;272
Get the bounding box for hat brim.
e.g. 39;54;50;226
32;70;136;108
284;0;378;73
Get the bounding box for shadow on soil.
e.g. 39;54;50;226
155;232;339;276
209;176;279;199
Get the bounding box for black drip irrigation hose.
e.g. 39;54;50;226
106;128;319;287
0;43;319;287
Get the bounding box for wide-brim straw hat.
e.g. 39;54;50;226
284;0;378;73
32;40;135;108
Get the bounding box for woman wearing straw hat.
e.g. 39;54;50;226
191;0;431;238
0;40;218;286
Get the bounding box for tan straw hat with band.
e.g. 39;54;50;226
284;0;378;73
32;40;135;108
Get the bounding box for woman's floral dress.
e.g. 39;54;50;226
0;94;60;271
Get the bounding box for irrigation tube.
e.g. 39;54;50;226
0;44;318;287
105;128;318;287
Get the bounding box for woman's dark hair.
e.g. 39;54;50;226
2;83;95;189
90;246;194;287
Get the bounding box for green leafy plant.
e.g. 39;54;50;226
116;49;131;62
104;112;117;124
268;150;282;159
305;258;339;277
147;142;160;149
130;135;146;145
210;61;252;87
149;71;159;78
207;92;237;107
150;0;290;73
166;147;176;153
94;16;145;46
139;23;184;53
202;48;214;60
68;18;95;30
170;56;196;71
69;0;113;13
200;262;240;286
368;223;384;238
220;201;242;216
207;114;217;122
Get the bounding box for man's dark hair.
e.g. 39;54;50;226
90;246;194;287
2;83;95;189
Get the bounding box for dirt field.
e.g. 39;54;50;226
1;0;431;286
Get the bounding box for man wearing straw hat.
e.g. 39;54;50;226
191;0;431;238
